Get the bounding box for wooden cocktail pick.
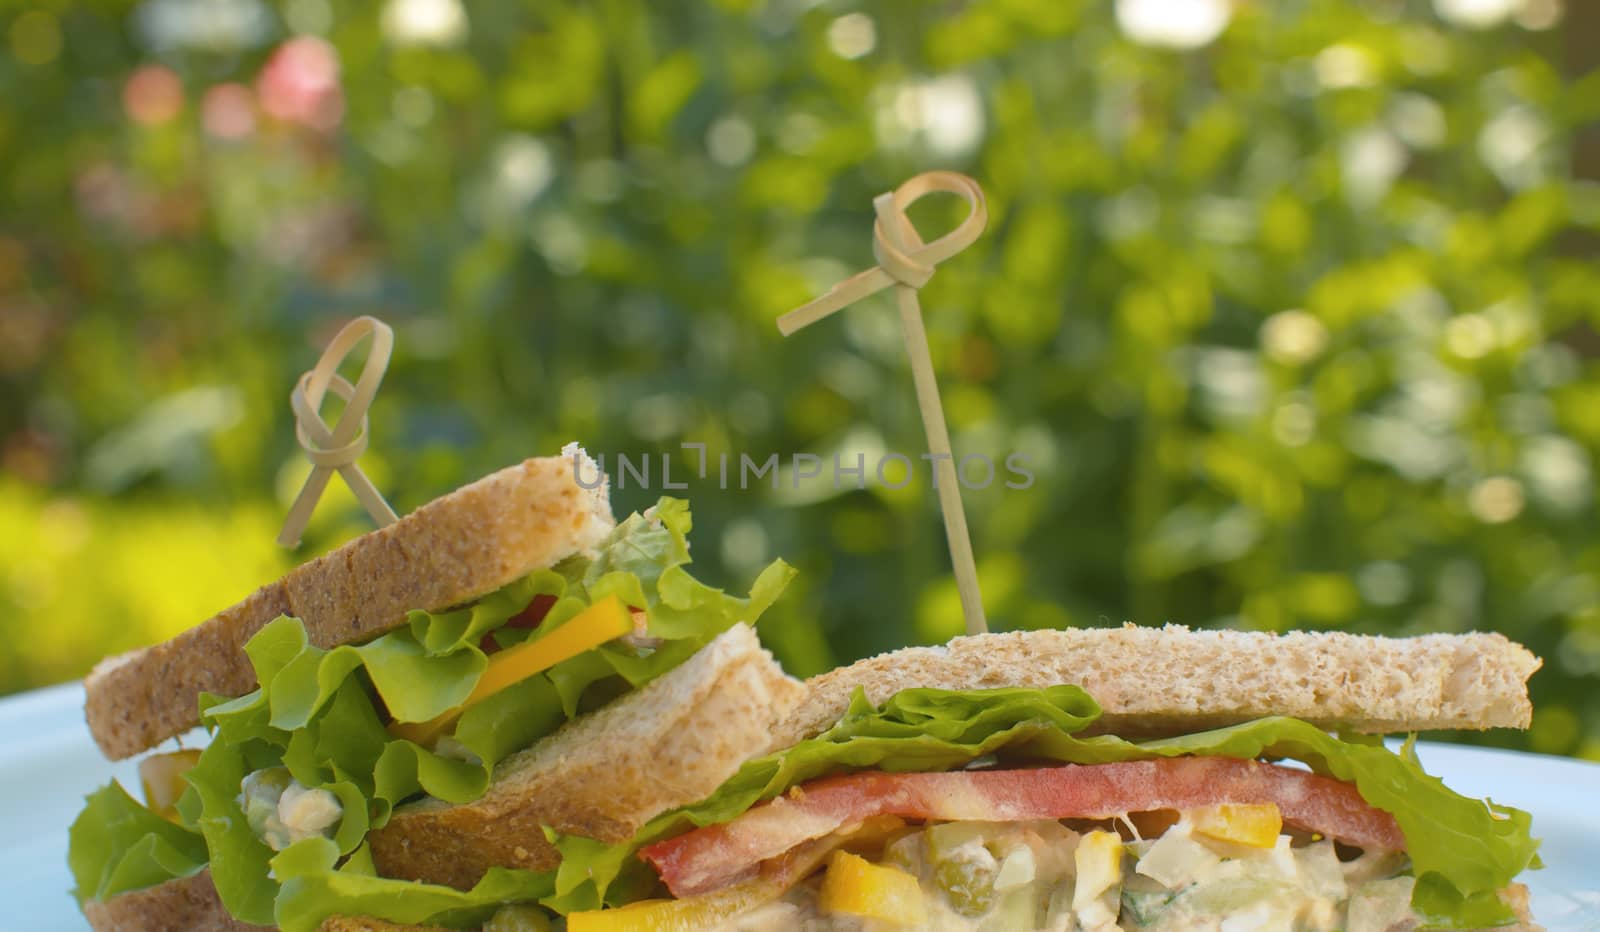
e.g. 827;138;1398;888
776;171;990;636
277;315;400;547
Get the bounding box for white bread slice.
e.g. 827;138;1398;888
772;623;1541;748
84;446;614;761
368;623;805;889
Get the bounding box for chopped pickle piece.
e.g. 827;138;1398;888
482;904;553;931
390;595;633;746
1121;886;1178;926
138;748;201;821
817;850;928;926
1189;802;1283;848
925;822;1000;916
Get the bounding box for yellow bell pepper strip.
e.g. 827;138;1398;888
818;849;927;926
1190;802;1284;848
388;595;633;746
139;748;202;821
565;879;782;932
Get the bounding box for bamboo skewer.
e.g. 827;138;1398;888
278;315;400;547
777;171;991;636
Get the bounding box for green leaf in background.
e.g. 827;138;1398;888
3;0;1597;768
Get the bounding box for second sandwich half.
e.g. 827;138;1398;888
69;445;803;929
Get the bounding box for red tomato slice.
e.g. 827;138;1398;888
640;756;1405;898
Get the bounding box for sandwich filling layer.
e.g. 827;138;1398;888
648;814;1423;931
616;761;1421;930
548;686;1537;932
69;497;794;929
638;757;1405;898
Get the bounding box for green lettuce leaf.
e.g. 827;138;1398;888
549;686;1539;929
68;782;208;906
120;496;794;924
262;838;554;932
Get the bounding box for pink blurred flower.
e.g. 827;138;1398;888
123;65;184;126
257;36;343;132
202;83;256;139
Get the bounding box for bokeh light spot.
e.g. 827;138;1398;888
9;10;63;65
877;76;985;157
826;13;877;60
1356;561;1412;606
1468;476;1525;523
1314;44;1377;89
202;83;256;139
1434;0;1522;29
1515;0;1562;29
492;134;553;206
393;86;434;126
1444;313;1496;359
258;36;343;131
706;115;756;166
123;65;185;126
1115;0;1230;49
382;0;467;46
1272;402;1316;447
1260;310;1328;365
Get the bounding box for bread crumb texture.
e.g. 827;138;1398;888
369;623;804;889
84;869;269;931
772;623;1541;748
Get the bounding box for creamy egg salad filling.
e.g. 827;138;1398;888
238;767;344;853
713;809;1417;932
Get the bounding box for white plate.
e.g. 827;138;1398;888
7;682;1599;930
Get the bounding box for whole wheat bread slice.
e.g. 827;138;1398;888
83;869;269;931
84;445;614;760
368;622;805;889
772;623;1541;749
81;867;446;931
83;866;1542;931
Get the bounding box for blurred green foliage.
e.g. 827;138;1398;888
2;0;1598;757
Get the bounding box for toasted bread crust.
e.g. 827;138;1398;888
1496;883;1542;932
83;868;448;930
84;448;614;760
369;623;804;889
83;869;270;931
773;624;1541;748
